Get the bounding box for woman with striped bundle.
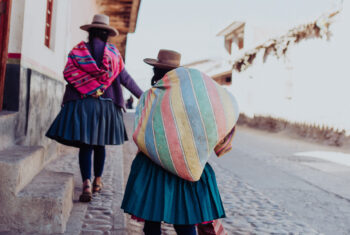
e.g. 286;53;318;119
121;49;239;235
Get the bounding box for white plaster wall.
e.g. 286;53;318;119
244;24;288;51
8;0;25;53
68;0;100;49
229;2;350;134
19;0;99;80
20;0;70;79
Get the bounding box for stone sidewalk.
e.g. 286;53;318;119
46;145;126;235
210;160;319;234
48;135;176;234
8;140;319;235
2;112;321;234
0;144;127;235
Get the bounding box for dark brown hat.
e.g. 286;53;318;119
144;49;181;69
80;14;118;37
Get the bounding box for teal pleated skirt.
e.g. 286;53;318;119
121;152;225;225
46;97;127;147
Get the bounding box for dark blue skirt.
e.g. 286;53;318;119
121;152;225;225
46;97;127;147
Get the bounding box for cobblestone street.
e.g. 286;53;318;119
32;123;349;235
45;145;126;235
211;160;318;234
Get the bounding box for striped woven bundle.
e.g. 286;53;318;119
63;41;124;96
197;220;228;235
133;67;239;181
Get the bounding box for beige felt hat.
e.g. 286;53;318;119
144;49;181;69
80;14;118;37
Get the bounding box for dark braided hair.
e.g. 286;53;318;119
151;67;172;86
88;28;109;59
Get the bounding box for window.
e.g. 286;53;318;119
44;0;53;48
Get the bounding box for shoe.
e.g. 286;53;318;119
92;178;103;193
79;184;92;202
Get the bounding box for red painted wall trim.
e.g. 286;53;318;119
8;53;21;59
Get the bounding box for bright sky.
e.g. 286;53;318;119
124;0;339;91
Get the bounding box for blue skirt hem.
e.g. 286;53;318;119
46;97;128;148
121;152;226;225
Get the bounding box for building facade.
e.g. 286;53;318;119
0;0;141;233
224;2;350;135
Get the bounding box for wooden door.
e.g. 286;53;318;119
0;0;12;111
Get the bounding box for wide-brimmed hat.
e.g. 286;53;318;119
80;14;118;37
144;49;181;69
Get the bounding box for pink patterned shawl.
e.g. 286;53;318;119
63;41;124;96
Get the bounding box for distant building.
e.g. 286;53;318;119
185;20;284;86
217;21;245;55
225;2;350;134
184;59;233;86
186;21;244;86
217;20;288;57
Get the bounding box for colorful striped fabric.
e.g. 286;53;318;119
63;41;124;96
133;67;239;181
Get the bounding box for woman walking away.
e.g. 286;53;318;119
121;49;239;235
46;14;143;202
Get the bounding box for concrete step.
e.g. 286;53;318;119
16;170;74;234
0;145;45;196
0;111;18;151
0;144;74;234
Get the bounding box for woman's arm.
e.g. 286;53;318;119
119;69;143;98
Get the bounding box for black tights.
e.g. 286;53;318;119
79;145;106;182
143;221;196;235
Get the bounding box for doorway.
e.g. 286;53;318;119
0;0;12;111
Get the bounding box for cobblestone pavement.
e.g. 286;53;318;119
79;144;125;235
46;145;126;235
51;144;320;234
54;144;176;235
47;117;321;235
209;160;320;234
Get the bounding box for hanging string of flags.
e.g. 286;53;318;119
233;11;340;72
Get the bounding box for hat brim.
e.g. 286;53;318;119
144;58;179;69
80;24;118;36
